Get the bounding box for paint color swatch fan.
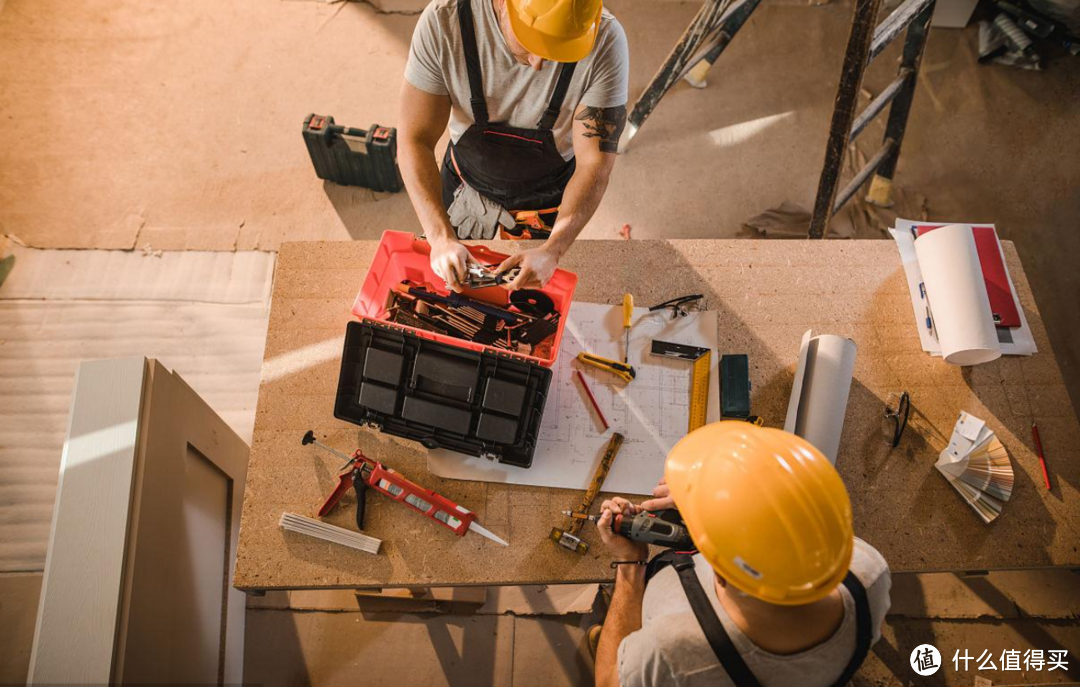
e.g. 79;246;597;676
935;411;1013;524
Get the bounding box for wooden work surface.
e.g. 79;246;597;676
234;239;1080;591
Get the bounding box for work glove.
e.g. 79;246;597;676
447;184;516;240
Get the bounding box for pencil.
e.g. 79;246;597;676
575;370;610;431
1032;423;1051;490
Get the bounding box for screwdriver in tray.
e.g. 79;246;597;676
302;431;508;546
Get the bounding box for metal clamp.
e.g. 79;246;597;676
463;263;521;289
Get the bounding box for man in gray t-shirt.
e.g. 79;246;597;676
399;0;629;291
593;423;893;687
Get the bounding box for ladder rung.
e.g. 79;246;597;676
850;70;912;141
869;0;934;64
833;138;897;213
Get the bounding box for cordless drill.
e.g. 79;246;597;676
562;508;696;551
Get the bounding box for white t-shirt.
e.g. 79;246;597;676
404;0;629;160
618;538;893;687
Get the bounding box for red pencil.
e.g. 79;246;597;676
1032;422;1051;490
575;370;609;431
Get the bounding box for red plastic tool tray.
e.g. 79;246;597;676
352;230;576;366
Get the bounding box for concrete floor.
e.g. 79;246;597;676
1;0;1079;684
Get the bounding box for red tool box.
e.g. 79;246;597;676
334;231;577;469
352;231;575;366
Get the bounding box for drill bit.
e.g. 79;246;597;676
561;510;601;521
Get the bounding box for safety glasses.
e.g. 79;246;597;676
648;295;705;319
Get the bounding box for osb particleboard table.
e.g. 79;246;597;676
233;239;1080;591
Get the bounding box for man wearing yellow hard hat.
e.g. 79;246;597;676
398;0;628;291
592;423;893;687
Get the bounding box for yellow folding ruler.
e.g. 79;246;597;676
651;341;711;433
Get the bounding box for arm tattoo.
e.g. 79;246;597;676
575;105;627;154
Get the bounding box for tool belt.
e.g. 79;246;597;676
448;147;559;240
503;209;557;240
646;551;873;687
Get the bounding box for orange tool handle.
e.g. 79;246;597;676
318;466;368;530
319;471;356;517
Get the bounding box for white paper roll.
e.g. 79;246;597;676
784;331;857;464
913;224;1001;366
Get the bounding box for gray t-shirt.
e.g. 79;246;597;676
618;538;892;687
404;0;629;160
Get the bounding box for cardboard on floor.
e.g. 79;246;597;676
0;248;272;571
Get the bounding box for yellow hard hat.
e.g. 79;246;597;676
665;422;854;606
505;0;603;63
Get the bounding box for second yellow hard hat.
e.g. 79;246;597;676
505;0;603;63
665;422;854;606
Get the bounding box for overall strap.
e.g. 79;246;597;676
456;0;489;126
536;62;578;131
644;549;680;584
672;555;763;687
676;559;873;687
829;572;873;687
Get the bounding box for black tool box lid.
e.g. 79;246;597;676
335;320;552;469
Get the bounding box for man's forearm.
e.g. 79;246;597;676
398;139;456;244
595;565;646;687
544;160;613;257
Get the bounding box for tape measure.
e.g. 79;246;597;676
651;341;711;433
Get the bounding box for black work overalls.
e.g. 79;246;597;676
647;551;873;687
440;0;578;239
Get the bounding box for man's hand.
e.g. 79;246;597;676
640;477;675;512
496;245;561;290
597;497;649;562
429;236;474;292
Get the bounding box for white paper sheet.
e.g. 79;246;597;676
914;224;1002;365
889;228;941;353
890;221;1036;359
426;302;720;494
783;330;857;464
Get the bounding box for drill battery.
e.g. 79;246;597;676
302;114;403;192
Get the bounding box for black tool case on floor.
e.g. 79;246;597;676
335;320;552;469
302;114;403;192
